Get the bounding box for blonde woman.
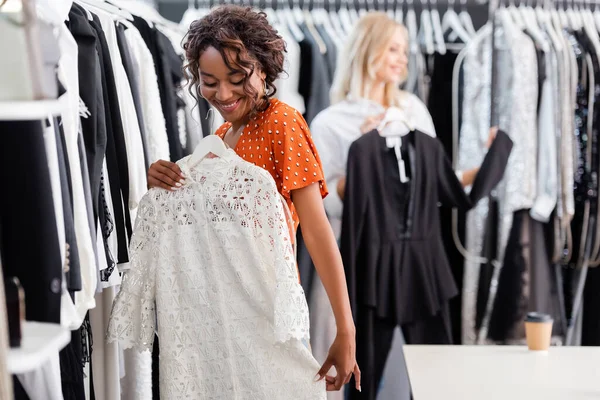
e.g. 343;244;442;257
312;13;484;240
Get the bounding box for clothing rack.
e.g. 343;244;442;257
157;0;490;28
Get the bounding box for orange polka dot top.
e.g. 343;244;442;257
216;99;328;227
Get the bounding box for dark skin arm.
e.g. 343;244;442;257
291;183;360;391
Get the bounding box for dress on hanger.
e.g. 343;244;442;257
107;148;326;400
342;128;513;399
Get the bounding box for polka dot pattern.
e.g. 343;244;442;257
216;99;328;227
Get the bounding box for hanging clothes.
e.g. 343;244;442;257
427;51;467;344
298;23;331;124
132;16;185;162
0;120;63;323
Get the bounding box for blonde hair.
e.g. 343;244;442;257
330;12;408;107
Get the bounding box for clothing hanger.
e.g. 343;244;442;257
277;0;304;41
507;0;526;29
303;0;328;54
349;0;360;21
292;0;305;24
386;0;396;19
523;0;551;52
377;109;415;183
189;135;229;168
377;113;414;133
395;0;404;23
582;1;600;58
314;0;340;43
593;0;600;30
458;0;477;36
540;0;563;52
406;0;419;55
180;0;198;27
430;0;447;53
358;0;368;17
418;0;435;54
75;0;134;21
564;0;579;28
72;0;94;20
326;0;345;39
442;0;472;43
336;0;353;35
264;0;279;24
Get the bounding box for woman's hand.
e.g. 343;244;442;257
147;160;185;191
317;332;361;392
486;126;498;149
360;113;385;134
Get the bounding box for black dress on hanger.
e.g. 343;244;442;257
342;129;513;400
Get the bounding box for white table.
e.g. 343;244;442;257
404;345;600;400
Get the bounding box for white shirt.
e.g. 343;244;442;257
311;93;436;238
108;148;326;400
98;13;147;217
56;23;98;323
122;21;171;163
274;23;306;114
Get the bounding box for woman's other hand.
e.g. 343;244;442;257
486;126;498;149
147;160;185;191
317;332;361;392
360;113;385;134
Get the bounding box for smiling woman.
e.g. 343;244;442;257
144;4;361;395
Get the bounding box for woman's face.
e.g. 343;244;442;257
198;46;266;124
375;27;409;85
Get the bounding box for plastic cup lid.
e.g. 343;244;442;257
525;312;553;323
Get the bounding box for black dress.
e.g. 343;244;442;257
342;129;513;400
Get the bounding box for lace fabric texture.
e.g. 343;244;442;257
107;149;325;399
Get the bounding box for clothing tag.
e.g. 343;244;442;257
386;137;409;183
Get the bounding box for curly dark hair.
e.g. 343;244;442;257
183;5;286;115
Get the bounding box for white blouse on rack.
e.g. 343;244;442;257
107;148;326;400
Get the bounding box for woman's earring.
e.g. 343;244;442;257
263;80;268;96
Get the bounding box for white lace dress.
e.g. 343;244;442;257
107;149;326;399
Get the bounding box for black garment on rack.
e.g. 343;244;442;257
90;14;132;264
567;31;591;268
116;22;149;172
488;209;564;342
55;118;82;293
315;24;337;83
475;197;499;332
132;16;184;161
298;23;330;124
59;328;86;400
341;130;513;400
66;4;107;226
0;120;62;323
426;51;466;344
576;29;600;346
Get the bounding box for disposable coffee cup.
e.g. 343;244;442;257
524;312;553;351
